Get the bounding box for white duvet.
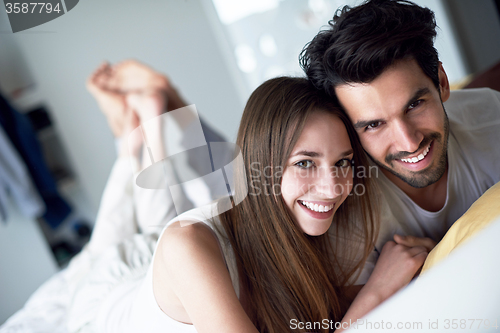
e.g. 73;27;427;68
1;268;71;333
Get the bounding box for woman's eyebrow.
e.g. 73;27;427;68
341;149;354;157
292;150;322;157
291;149;353;158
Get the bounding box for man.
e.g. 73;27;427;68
300;0;500;265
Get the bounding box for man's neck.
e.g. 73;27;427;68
382;165;449;212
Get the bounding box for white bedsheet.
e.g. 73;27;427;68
4;218;500;333
345;217;500;332
0;269;71;333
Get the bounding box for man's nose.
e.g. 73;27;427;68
392;119;423;154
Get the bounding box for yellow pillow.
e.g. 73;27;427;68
421;182;500;273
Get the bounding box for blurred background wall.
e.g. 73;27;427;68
0;0;499;324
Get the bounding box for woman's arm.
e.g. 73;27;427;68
336;240;428;332
155;221;259;333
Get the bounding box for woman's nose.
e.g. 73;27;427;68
313;166;347;198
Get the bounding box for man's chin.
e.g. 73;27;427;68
389;169;442;188
377;161;447;189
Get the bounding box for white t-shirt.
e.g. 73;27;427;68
359;88;500;282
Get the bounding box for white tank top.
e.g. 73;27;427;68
95;203;240;333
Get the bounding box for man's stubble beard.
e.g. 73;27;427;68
369;106;450;189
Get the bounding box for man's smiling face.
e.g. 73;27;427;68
335;58;451;188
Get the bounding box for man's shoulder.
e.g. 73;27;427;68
445;88;500;130
446;89;500;186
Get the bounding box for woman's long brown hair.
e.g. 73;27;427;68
217;77;378;333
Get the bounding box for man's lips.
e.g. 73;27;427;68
400;142;431;163
394;141;434;171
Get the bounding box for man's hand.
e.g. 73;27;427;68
393;234;437;252
339;241;428;330
362;241;428;303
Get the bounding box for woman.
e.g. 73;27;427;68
69;77;427;333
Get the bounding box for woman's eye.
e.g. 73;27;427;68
294;160;314;169
336;158;353;168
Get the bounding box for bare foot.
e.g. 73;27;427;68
108;60;187;113
126;91;168;163
87;62;128;137
108;60;168;94
126;90;167;123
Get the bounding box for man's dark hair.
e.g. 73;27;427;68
299;0;439;98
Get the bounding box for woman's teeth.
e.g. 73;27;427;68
299;200;334;213
400;143;431;164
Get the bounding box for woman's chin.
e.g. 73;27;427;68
296;208;336;236
301;222;332;237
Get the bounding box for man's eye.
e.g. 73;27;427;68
366;121;382;130
408;99;423;111
336;158;353;168
295;160;314;169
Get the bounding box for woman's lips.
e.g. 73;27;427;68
298;200;336;219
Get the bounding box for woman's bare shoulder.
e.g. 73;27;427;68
159;220;220;261
155;220;259;333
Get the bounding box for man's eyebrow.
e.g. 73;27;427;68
352;87;432;130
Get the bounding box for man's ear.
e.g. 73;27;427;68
438;62;450;102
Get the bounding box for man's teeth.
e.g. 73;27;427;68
400;144;431;164
299;200;334;213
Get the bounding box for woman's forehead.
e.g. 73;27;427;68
291;111;351;155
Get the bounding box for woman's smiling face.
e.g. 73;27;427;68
281;110;354;236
